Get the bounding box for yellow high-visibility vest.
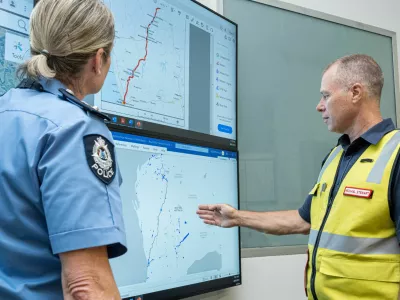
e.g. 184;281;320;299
306;130;400;300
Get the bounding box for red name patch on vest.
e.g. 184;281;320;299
343;187;373;199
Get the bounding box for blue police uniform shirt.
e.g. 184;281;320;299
299;118;400;241
0;78;127;299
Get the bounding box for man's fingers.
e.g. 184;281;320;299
198;214;216;221
196;210;215;216
198;204;220;211
203;220;218;226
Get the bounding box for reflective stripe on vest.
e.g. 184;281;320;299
309;229;400;255
367;131;400;184
317;146;343;183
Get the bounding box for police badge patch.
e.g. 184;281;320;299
83;135;116;185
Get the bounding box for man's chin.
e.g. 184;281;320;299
327;124;336;132
327;125;344;134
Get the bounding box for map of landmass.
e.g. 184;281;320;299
97;0;188;128
109;135;240;295
187;251;222;274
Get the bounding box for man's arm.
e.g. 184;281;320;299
60;246;121;300
237;209;310;235
197;204;310;235
197;151;329;235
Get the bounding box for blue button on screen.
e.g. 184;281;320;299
218;124;233;134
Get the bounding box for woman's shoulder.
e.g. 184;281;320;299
0;87;102;129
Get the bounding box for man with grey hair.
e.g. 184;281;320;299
198;54;400;299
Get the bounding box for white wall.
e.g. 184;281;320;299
188;1;400;300
187;254;307;300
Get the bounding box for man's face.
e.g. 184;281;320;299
317;64;356;133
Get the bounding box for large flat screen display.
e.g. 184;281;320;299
110;130;241;299
95;0;238;149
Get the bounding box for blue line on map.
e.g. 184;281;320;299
147;258;154;266
176;233;190;249
181;233;189;243
162;174;168;182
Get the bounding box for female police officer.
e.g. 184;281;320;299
0;0;126;299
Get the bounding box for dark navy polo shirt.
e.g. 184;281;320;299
299;118;400;240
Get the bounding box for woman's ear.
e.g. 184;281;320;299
94;48;105;75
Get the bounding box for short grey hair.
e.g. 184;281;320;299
19;0;114;84
324;54;384;99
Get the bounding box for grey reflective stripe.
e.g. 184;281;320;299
317;146;342;183
308;229;400;255
367;131;400;184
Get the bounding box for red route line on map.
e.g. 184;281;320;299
123;7;160;105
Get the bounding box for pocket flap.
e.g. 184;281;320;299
320;256;400;283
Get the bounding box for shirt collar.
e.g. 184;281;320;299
38;77;67;96
338;118;396;148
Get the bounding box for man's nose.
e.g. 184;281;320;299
316;99;325;112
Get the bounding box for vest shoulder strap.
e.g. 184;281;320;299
318;146;343;183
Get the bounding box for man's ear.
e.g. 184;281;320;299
350;83;363;104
